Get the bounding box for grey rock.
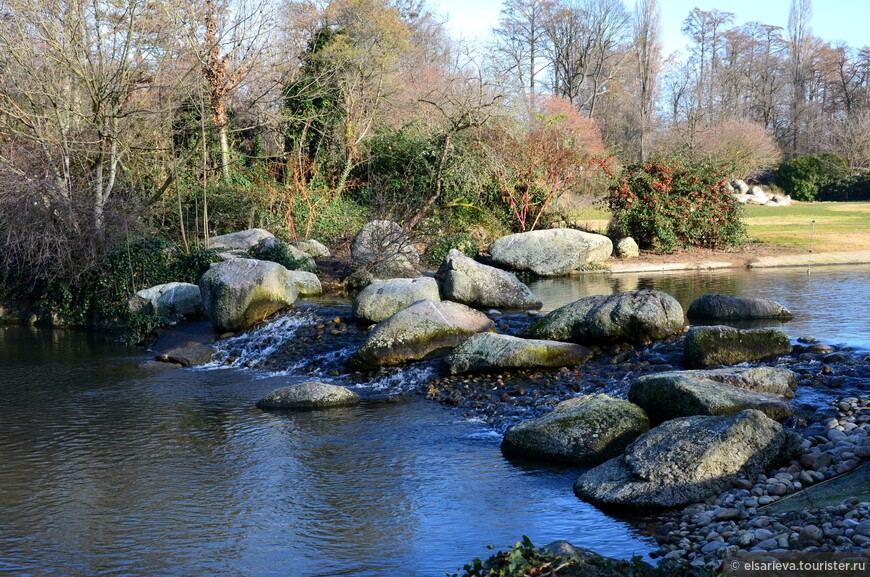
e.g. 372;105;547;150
615;237;640;258
445;332;593;375
629;370;794;423
208;228;275;251
155;343;216;367
351;220;420;278
199;259;297;332
437;249;541;309
293;239;330;258
683;325;792;368
128;282;204;320
352;278;441;323
574;410;802;509
289;271;322;297
688;294;793;320
349;300;494;368
525;290;685;346
501;394;649;464
488;229;613;277
256;382;360;411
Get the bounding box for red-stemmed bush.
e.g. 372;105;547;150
606;158;745;253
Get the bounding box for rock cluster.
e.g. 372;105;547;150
652;396;870;565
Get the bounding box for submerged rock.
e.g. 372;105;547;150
444;332;592;375
502;394;649;464
256;382;360;410
574;409;802;509
437;249;541;309
352;278;441;323
349;300;494;368
155;343;216;367
524;290;684;345
629;370;794;422
683;325;792;368
199;258;297;332
208;228;275;251
687;294;793;320
488;229;613;277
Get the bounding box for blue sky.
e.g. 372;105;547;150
430;0;870;54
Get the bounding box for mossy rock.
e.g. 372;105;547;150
444;332;592;375
683;325;792;368
525;290;684;346
501;394;649;464
256;382;360;411
199;258;298;332
349;299;494;368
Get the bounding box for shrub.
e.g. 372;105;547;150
28;239;220;342
818;173;870;201
773;153;849;201
425;233;480;265
692;120;781;180
607;158;745;253
450;536;717;577
250;239;317;273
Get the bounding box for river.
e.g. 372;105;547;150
1;264;868;576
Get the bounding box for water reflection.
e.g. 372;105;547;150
528;264;870;350
0;328;653;576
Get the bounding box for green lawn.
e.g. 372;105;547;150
742;202;870;252
560;202;870;253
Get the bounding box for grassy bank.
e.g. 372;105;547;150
743;202;870;252
561;202;870;254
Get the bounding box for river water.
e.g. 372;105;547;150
1;265;868;576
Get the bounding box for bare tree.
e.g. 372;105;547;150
633;0;660;161
493;0;553;108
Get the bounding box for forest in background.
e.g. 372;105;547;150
1;0;869;322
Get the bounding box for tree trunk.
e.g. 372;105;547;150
407;132;452;231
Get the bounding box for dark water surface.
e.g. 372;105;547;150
0;327;651;577
2;264;868;576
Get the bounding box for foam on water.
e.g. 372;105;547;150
205;310;318;370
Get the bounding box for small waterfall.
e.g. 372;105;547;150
206;310;319;370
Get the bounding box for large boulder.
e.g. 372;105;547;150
208;228;275;251
256;381;360;411
524;290;685;346
128;282;204;320
293;239;330;258
351;220;420;278
352;278;441;323
628;370;794;423
687;294;793;320
501;394;649;465
574;409;802;509
199;258;298;332
683;325;792;368
444;332;593;375
487;229;613;277
289;271;322;297
653;366;797;397
349;300;494;368
437;249;541;309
